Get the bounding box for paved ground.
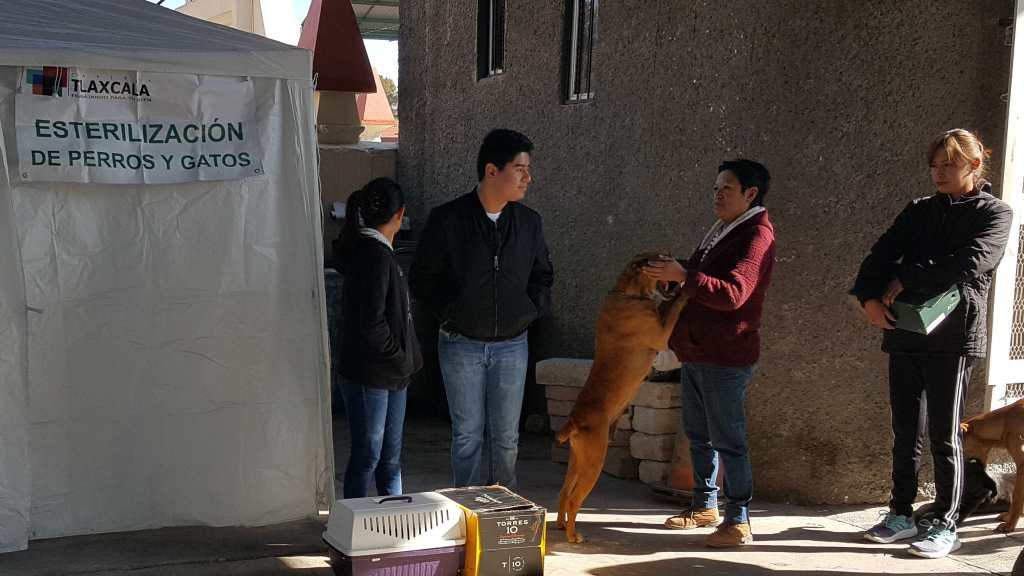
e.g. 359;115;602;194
1;414;1021;575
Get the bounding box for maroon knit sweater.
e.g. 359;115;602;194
668;210;776;367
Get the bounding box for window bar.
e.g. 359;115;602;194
489;0;496;75
494;0;505;73
581;0;590;98
568;0;580;100
584;0;596;98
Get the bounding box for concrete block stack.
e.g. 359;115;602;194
537;359;682;484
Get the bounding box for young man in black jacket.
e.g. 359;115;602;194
410;129;554;490
852;129;1013;559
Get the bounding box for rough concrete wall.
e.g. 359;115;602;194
398;0;1013;504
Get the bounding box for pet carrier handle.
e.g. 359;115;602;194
378;496;414;504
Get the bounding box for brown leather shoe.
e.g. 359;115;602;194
705;522;753;547
663;507;720;530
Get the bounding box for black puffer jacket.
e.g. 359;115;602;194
410;190;554;341
852;182;1013;357
336;236;422;390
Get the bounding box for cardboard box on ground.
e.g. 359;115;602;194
437;486;546;576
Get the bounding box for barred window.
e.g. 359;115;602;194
477;0;506;79
1010;223;1024;359
566;0;597;102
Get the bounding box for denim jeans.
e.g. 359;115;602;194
438;328;528;491
679;363;756;525
339;377;407;499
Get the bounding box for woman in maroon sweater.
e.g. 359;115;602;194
644;159;776;548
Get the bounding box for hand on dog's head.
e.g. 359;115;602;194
613;251;673;299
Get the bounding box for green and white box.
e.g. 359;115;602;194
891;286;961;335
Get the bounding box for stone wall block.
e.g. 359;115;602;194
609;428;634;447
639;460;672;485
536;359;592;387
550;415;568;433
632;407;681;435
616;406;634;430
545;386;582;402
602;446;640;479
629;432;676;461
632;381;681;409
547;400;574;417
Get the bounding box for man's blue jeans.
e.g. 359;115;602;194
339;377;407;499
438;329;528;491
679;363;756;525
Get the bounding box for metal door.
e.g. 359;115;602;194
987;1;1024;410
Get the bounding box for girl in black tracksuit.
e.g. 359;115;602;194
852;129;1012;558
333;178;422;499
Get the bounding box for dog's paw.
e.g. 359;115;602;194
567;532;586;543
996;520;1019;532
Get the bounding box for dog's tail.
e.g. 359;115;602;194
557;417;578;444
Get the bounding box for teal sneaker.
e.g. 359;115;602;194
908;521;960;559
864;511;918;543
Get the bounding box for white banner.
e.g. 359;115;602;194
15;68;264;184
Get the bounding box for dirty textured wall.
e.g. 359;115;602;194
398;0;1014;504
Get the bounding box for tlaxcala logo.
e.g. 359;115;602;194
26;67;68;96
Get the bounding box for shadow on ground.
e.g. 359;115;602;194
587;556;1017;576
0;414;1020;575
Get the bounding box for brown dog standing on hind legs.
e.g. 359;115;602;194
961;398;1024;532
555;251;689;543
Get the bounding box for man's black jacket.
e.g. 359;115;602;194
337;236;422;390
851;183;1013;357
410;190;554;341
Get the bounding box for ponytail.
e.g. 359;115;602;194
331;178;405;265
332;189;366;264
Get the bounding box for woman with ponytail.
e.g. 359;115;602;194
334;177;422;498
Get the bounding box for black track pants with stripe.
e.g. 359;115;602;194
888;354;972;528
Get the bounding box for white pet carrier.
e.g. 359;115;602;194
324;492;466;555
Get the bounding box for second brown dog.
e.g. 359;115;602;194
555;251;688;543
962;398;1024;532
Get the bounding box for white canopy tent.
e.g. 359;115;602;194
0;0;332;552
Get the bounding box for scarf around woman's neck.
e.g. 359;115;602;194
698;206;766;263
